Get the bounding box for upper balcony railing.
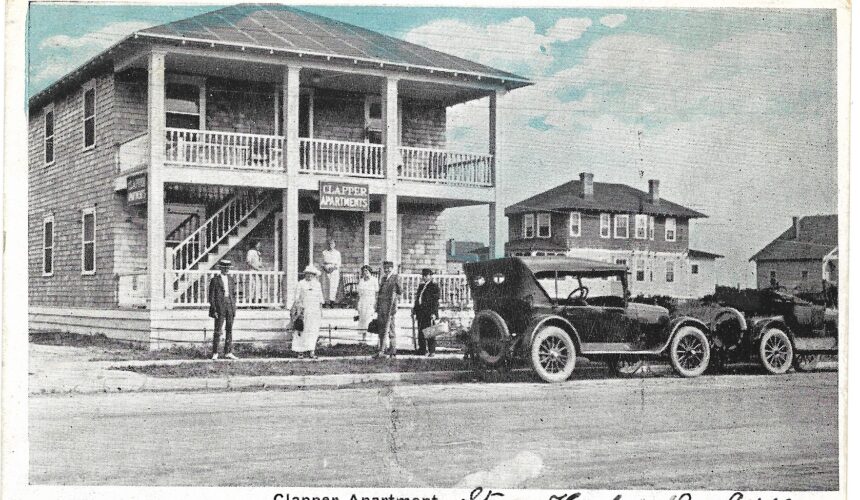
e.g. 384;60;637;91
299;138;384;178
398;147;494;187
118;129;495;187
165;128;284;172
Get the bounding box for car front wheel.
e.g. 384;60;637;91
530;326;576;383
669;326;710;377
759;328;793;374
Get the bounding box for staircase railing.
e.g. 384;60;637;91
171;190;270;271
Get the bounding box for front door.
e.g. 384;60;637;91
365;212;383;268
298;219;311;276
274;213;313;276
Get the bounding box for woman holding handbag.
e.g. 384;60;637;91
291;265;323;359
355;265;379;342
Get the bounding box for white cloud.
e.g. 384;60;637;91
441;25;836;287
599;14;627;28
40;21;151;50
404;16;592;77
546;18;593;42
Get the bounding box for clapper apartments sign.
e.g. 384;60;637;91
319;181;369;212
127;173;147;206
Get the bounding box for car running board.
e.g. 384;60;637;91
580;342;666;355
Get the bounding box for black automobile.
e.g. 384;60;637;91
464;257;712;382
710;287;838;374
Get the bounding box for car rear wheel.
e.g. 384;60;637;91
607;355;644;376
669;326;710;377
759;328;793;374
470;310;511;366
530;326;576;383
793;354;820;372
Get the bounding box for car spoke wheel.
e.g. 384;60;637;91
759;328;793;374
793;353;820;372
530;326;576;383
669;326;710;377
607;355;644;376
470;310;510;366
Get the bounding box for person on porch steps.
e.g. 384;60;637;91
245;240;263;304
208;260;238;360
321;240;342;308
412;268;440;357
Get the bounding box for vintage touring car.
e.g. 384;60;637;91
464;257;712;382
709;287;838;374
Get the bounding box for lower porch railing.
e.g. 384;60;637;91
168;270;284;308
342;273;472;307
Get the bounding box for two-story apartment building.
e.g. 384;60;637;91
28;4;530;345
504;172;721;298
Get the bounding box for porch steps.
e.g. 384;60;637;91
196;194;279;272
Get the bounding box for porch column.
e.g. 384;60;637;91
147;50;167;309
282;64;301;306
382;77;400;266
488;91;499;259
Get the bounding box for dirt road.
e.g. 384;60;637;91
29;371;838;489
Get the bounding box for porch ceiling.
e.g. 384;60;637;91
126;52;494;106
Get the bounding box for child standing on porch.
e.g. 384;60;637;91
321;240;342;307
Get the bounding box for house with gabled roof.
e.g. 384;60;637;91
504;172;721;298
750;214;838;293
28;4;531;345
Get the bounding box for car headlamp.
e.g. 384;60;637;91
492;273;505;284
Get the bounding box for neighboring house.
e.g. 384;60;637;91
504;172;721;298
445;239;489;273
750;215;838;293
28;4;531;344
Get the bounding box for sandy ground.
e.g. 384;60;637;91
30;371;838;489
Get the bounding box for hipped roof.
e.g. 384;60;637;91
750;215;838;262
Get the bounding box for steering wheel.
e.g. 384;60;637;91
567;286;589;304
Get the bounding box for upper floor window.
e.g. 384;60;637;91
44;107;54;165
614;214;629;239
648;216;655;240
801;270;809;280
634;214;648;239
82;208;96;275
83;84;96;149
166;82;202;129
569;212;581;237
615;258;627;266
599;213;611;238
537;213;552;238
523;214;535;239
665;217;677;241
769;270;777;286
43;215;54;276
691;264;699;275
666;261;675;283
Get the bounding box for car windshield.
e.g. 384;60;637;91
535;271;625;304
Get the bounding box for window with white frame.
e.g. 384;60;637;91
82;208;96;274
614;214;629;239
43;215;54;276
634;214;648;239
666;260;675;283
44;107;54;165
599;213;611;238
648;216;655;240
665;217;677;241
83;84;96;149
636;258;645;282
568;212;581;237
537;213;552;238
523;214;535;239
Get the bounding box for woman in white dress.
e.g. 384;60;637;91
355;265;379;341
291;265;324;359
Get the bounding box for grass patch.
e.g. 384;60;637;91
116;356;472;378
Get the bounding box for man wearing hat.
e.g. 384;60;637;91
208;260;238;360
374;260;401;358
412;268;441;356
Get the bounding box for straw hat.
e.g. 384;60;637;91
303;264;321;275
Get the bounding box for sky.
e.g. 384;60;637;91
26;3;838;287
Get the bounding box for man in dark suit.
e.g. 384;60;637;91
413;268;440;356
374;260;401;359
208;260;238;360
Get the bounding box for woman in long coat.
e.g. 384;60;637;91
291;265;324;358
355;265;378;341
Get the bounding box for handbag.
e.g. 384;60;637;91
422;320;449;339
293;315;304;333
367;318;380;334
